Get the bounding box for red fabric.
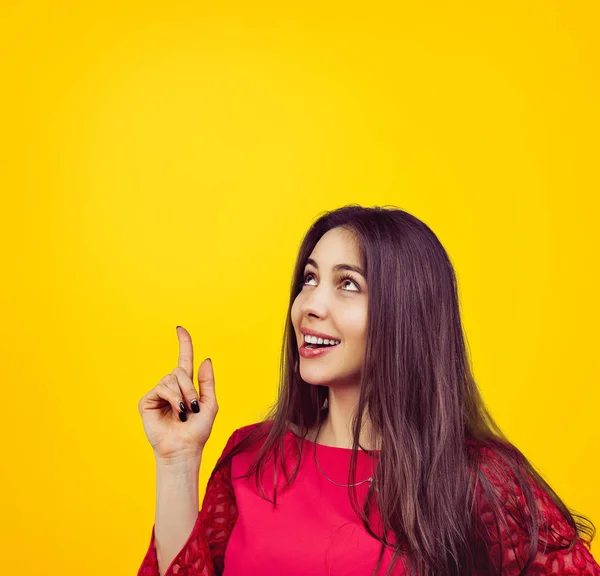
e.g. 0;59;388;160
137;425;600;576
472;442;600;575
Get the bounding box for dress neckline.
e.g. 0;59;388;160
286;427;381;454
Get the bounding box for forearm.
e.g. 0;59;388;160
154;455;202;576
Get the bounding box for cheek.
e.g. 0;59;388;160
342;308;368;338
290;295;302;326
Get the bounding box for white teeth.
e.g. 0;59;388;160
304;334;340;346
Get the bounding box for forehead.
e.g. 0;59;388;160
308;227;360;264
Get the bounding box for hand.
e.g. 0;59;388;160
138;326;219;462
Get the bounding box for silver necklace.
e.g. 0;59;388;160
312;420;374;487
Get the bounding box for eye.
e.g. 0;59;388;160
302;272;360;292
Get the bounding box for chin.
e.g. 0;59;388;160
300;369;350;387
301;368;362;388
300;373;332;386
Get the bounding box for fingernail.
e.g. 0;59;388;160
179;411;187;422
191;400;200;413
179;401;186;412
176;325;181;330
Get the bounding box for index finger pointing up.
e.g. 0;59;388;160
176;326;194;380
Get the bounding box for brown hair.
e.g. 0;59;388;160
214;204;595;575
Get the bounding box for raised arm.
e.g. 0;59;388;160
138;429;239;576
137;326;234;575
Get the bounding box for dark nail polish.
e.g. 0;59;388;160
191;400;200;413
179;411;187;422
179;401;186;412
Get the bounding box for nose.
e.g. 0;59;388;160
299;282;330;318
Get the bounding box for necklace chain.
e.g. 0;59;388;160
312;419;374;488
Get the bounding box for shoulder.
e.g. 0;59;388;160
464;442;600;574
233;420;274;443
467;437;521;487
466;437;577;546
223;419;276;455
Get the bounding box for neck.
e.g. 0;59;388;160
318;386;377;450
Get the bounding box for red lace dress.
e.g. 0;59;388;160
137;424;600;576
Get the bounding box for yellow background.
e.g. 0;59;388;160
1;1;598;573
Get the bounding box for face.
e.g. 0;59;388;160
291;226;368;389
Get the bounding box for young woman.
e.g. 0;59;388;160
137;205;599;576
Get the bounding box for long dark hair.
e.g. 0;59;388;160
214;204;595;575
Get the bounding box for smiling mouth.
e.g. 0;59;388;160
304;342;340;350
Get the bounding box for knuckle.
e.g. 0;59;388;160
172;367;186;378
160;374;173;385
160;382;175;395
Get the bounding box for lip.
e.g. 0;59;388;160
300;327;340;341
299;340;340;358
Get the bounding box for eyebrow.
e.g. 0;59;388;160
305;258;366;278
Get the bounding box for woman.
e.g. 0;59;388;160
137;205;599;576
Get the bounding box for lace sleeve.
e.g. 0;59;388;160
137;430;240;576
473;444;600;575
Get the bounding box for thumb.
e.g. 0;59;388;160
197;358;216;404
